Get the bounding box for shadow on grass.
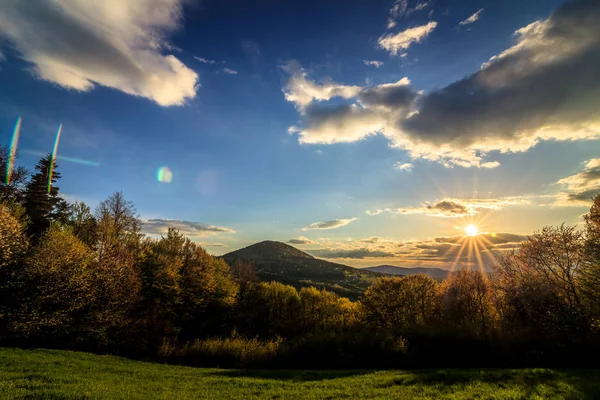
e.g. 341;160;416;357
210;369;372;382
381;369;600;398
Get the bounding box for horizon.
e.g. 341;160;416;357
2;0;599;270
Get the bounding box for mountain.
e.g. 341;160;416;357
363;265;452;280
222;241;379;299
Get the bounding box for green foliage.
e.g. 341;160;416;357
236;282;301;339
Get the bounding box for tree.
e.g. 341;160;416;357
23;155;66;237
11;225;94;340
440;269;497;339
0;204;29;270
0;205;30;335
0;145;29;204
362;275;440;333
298;287;361;334
87;192;143;343
581;195;600;329
237;282;300;339
67;201;97;247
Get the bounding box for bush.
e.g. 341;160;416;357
158;333;282;368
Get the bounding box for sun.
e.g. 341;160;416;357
465;224;480;236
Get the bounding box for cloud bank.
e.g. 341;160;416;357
142;219;236;240
283;0;600;168
368;197;532;218
0;0;198;106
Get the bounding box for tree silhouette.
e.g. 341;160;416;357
23;155;67;237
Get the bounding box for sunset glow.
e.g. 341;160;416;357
465;225;479;237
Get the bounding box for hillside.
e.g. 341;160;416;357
363;265;452;280
222;241;379;299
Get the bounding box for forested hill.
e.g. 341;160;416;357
364;265;452;280
222;241;379;299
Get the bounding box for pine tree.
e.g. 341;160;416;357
23;155;65;237
0;145;29;204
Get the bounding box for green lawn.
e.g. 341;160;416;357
0;348;598;399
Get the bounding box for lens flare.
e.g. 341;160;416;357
157;166;173;183
48;124;62;194
6;116;22;185
23;150;100;167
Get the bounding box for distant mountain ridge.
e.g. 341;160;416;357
222;241;379;299
363;265;452;279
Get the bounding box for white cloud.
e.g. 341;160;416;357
387;0;409;29
281;60;362;111
142;219;236;240
394;162;414;171
459;9;484;26
301;218;358;231
364;60;384;68
386;0;432;28
378;21;438;55
223;67;238;75
194;56;216;64
283;0;600;168
0;0;198;106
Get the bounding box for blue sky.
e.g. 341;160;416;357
1;0;599;269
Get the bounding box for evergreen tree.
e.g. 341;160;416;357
0;145;29;204
23;155;66;237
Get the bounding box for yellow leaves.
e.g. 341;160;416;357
0;205;29;269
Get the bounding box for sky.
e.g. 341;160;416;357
1;0;599;270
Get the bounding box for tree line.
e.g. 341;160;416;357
1;147;599;368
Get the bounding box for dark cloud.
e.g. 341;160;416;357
288;237;315;245
556;159;600;205
284;0;600;167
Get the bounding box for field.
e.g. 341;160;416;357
0;348;599;399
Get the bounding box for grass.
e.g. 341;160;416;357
1;348;599;399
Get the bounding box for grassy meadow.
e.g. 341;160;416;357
0;348;599;399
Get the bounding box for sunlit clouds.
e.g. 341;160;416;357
368;197;532;218
0;0;198;106
555;159;600;206
378;21;438;56
292;232;528;269
283;0;600;168
301;218;357;231
459;9;484;26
